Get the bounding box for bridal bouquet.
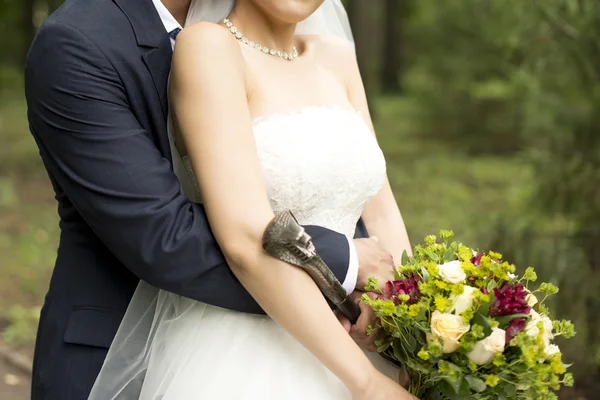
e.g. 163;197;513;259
363;230;575;400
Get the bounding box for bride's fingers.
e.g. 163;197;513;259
350;301;380;350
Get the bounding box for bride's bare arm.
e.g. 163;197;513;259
339;42;412;263
169;22;392;395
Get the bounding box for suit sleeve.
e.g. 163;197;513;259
25;22;352;313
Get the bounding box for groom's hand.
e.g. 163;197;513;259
353;237;395;291
336;292;380;352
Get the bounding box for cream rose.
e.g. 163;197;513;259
430;310;470;353
467;328;506;365
438;260;467;284
449;285;478;315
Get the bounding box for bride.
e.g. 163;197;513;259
89;0;417;398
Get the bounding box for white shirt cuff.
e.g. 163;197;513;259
341;237;359;295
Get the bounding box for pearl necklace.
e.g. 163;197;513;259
223;18;299;61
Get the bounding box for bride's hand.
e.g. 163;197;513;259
352;371;419;400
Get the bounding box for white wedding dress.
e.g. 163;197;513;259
90;106;399;399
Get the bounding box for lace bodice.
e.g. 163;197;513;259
177;106;386;238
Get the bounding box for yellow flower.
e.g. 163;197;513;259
434;295;449;312
418;348;430;360
485;374;500;387
408;304;420;317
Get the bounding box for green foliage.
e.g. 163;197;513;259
3;305;40;347
391;1;600;390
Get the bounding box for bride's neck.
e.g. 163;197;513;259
161;0;192;27
227;2;297;53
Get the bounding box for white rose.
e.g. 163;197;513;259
430;310;470;353
438;260;467;284
544;344;560;359
526;310;553;346
449;285;478;315
467;328;506;365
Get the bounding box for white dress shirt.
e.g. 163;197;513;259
151;0;359;294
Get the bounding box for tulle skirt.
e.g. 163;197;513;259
89;282;400;399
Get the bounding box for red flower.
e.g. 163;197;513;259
384;273;422;305
490;284;531;317
506;317;527;344
471;253;483;266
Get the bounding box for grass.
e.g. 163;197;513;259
0;90;532;349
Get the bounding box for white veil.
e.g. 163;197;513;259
88;1;355;399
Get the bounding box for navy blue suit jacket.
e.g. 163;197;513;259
25;0;369;398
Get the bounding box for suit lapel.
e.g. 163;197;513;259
113;0;173;156
142;46;172;120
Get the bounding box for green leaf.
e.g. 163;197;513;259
426;250;440;261
401;250;410;266
424;387;443;400
406;334;417;353
376;342;391;353
443;246;455;262
438;380;458;398
486;279;498;292
477;292;494;317
393;341;407;362
438;378;471;399
457;378;471;397
472;313;493;337
421;266;431;282
495;313;529;328
503;382;517;398
465;375;487;393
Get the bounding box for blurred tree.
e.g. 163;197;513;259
48;0;64;13
346;0;385;116
381;0;405;93
21;0;36;66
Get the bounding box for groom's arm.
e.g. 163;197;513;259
25;21;357;313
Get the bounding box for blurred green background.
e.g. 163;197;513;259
1;0;599;398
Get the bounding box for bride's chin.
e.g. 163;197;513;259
252;0;325;24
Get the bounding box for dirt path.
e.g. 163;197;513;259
0;357;30;400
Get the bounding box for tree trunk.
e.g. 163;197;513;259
381;0;404;93
347;0;384;118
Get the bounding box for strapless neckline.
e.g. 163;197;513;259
178;104;385;237
251;105;361;128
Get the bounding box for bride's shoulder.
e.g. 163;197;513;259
303;34;355;60
301;35;359;87
174;22;244;64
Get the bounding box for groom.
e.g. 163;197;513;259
25;0;396;398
